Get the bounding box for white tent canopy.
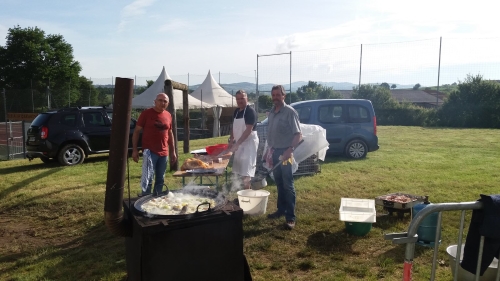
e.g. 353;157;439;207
131;67;211;109
190;70;235;107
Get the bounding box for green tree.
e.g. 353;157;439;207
146;80;154;88
317;86;343;99
0;26;82;110
380;82;390;89
297;81;320;101
352;84;398;110
297;81;343;101
258;95;273;111
413;83;421;90
438;75;500;128
391;84;397;89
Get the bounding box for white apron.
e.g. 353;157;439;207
232;106;259;177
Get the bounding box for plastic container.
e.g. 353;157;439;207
339;198;376;223
205;144;228;155
446;244;499;281
345;222;372;236
237;190;270;215
412;201;440;245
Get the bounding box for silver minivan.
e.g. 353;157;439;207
259;99;379;159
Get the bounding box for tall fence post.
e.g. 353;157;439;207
437;37;442;106
3;88;10;158
256;54;259;114
290;51;292;104
358;44;363;89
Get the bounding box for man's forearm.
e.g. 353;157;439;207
132;131;140;150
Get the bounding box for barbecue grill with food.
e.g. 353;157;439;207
375;193;428;217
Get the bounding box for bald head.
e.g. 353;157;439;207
154;93;169;112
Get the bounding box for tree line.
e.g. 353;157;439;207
257;76;500;128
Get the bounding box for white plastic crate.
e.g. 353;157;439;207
339;198;376;223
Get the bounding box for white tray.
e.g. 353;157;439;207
186;169;217;174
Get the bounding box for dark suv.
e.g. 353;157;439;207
26;106;139;166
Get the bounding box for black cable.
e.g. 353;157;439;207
127;152;131;210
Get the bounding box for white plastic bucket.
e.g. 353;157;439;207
236;190;270;215
446;244;499;281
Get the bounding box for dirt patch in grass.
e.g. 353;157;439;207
0;215;74;257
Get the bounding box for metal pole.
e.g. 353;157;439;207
47;78;51;110
358;44;363;89
3;88;6;123
31;79;34;112
200;89;203;130
256;55;259;114
111;76;114;105
68;77;71;107
289;51;292;104
89;77;91;106
437;37;442;106
3;88;9;158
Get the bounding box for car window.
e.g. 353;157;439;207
31;113;52;126
318;105;343;123
294;106;312;123
347;105;370;123
83;112;107;127
60;114;77;126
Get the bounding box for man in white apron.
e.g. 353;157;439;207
228;90;259;189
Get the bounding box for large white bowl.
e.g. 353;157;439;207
237;190;270;215
446;244;499;281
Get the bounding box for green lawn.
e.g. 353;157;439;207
0;126;499;281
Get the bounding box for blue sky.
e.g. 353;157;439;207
1;0;499;86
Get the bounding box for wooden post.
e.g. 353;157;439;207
165;80;178;171
167;81;190;156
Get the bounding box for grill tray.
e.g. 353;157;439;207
375;193;428;210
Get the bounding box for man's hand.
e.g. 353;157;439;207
281;149;293;164
229;143;239;153
132;149;139;163
170;152;177;163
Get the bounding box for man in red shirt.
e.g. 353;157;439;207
132;93;177;196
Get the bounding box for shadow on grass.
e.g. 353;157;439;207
0;167;63;200
0;223;128;281
0;160;61;175
306;229;363;255
242;217;276;238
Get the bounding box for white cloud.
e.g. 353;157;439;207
118;0;156;32
158;19;189;32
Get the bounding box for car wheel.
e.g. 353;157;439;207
40;156;53;164
345;139;368;159
58;144;85;166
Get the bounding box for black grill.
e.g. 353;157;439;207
123;199;249;281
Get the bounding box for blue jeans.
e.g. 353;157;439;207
272;147;296;222
141;149;168;195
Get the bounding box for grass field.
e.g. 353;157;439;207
0;126;499;280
